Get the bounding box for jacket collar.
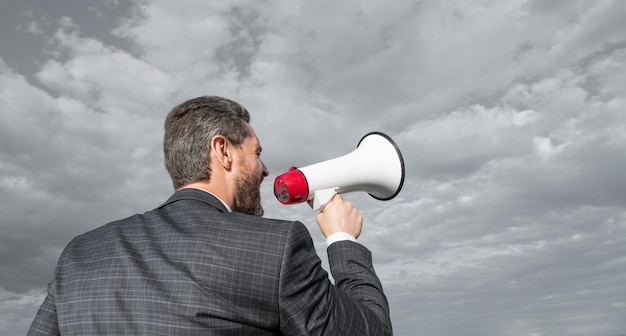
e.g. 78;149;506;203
158;188;230;213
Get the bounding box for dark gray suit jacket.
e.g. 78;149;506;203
28;189;392;335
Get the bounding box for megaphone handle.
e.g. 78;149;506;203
309;188;339;211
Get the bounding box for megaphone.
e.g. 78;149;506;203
273;131;405;210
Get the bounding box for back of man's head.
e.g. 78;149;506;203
163;96;251;190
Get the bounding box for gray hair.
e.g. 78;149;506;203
164;96;251;189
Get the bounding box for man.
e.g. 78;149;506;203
28;96;392;335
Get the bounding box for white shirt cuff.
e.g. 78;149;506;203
326;232;357;247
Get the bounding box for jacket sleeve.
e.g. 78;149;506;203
278;221;392;335
27;281;61;336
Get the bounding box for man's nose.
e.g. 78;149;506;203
262;161;269;177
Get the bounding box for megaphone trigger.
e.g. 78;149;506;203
308;188;339;211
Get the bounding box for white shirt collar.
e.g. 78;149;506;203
185;187;232;212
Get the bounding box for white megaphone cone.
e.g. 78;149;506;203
273;132;405;210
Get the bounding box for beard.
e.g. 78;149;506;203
233;165;264;216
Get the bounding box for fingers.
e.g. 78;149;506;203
315;194;363;239
320;194;339;212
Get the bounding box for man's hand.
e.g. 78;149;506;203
316;194;363;239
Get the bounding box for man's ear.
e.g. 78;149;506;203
210;135;232;170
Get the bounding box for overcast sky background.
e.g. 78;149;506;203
1;0;626;335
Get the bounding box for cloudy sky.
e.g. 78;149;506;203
2;0;626;335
